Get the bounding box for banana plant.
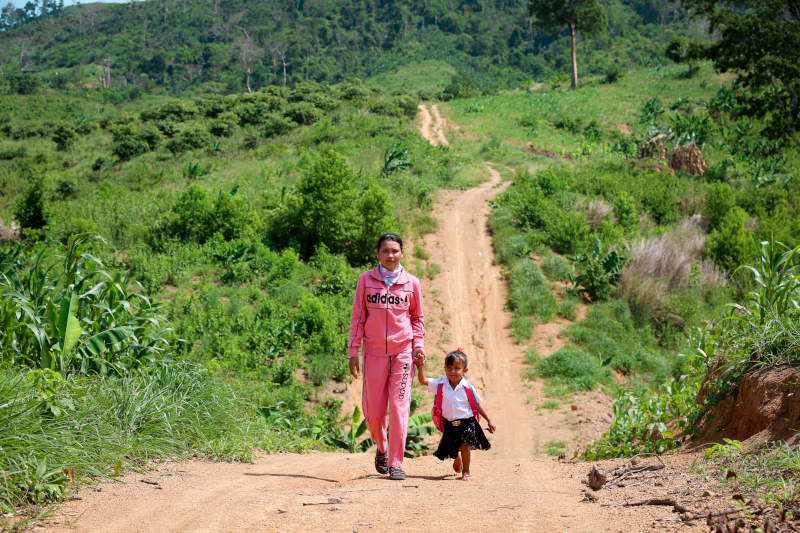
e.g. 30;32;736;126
566;237;625;302
328;406;375;453
404;398;437;458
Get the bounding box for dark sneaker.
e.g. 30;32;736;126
374;451;389;474
389;467;406;480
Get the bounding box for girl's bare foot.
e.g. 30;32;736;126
462;471;473;481
453;457;462;473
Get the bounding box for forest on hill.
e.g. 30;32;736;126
0;0;703;95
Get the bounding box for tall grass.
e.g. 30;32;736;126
0;363;314;513
618;218;718;324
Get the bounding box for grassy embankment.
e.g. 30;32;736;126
442;62;800;473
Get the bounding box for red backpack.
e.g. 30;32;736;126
431;379;480;432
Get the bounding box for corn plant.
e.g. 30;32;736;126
730;237;800;326
0;234;172;375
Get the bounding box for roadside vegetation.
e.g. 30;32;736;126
452;60;800;465
0;79;475;519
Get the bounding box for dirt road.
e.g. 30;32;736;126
417;104;449;146
46;105;653;533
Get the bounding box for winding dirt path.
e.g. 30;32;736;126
44;104;655;533
417;104;449;146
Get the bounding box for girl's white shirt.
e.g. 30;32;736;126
427;377;482;421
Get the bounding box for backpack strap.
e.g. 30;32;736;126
435;382;444;412
463;380;480;418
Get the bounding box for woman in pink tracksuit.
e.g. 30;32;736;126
349;232;425;481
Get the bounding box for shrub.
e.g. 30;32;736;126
165;123;212;154
392;95;418;117
605;65;624;83
536;348;603;391
369;98;401;117
136;123;164;150
52;122;76;152
55;179;78;199
0;146;26;160
613;191;638;231
337;79;373;101
706;207;755;271
234;99;272;126
151;185;260;246
8;73;40;95
499;182;548;230
242;132;260;150
290;150;360;259
74;118;97;135
13;175;49;230
554;116;583;134
156;119;180;137
195;94;233;118
641;181;679;225
283;102;321;125
141;101;199;122
91;156;116;171
704;183;736;232
112;137;150;161
102;112;139;128
208;112;238;137
354;180;396;264
547;211;589;255
534;168;568;197
262;114;295;138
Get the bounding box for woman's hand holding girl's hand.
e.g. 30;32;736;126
348;357;360;379
412;347;426;365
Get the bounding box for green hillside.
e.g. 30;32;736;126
0;0;703;95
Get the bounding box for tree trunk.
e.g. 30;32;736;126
246;66;251;93
282;54;287;86
569;22;578;89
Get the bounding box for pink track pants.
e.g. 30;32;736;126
362;350;415;468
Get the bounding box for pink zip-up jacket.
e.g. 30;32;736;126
348;266;424;357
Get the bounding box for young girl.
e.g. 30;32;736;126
416;349;496;481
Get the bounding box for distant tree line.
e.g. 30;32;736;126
0;0;699;94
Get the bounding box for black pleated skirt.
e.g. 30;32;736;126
433;416;492;460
